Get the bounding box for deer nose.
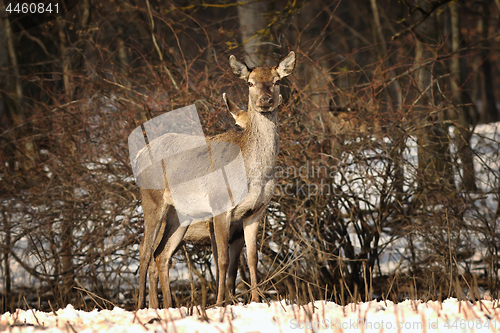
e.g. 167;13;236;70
259;95;273;106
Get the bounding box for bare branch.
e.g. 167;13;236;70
392;0;453;40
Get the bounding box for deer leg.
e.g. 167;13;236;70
227;235;244;297
138;240;151;309
243;206;266;303
147;212;168;309
148;258;160;309
213;212;231;306
139;229;160;309
154;219;188;309
209;221;220;296
138;190;168;309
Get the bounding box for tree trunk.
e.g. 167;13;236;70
295;0;332;140
61;217;74;299
479;0;498;123
450;2;477;192
56;16;75;298
237;0;267;67
370;0;405;216
116;34;130;87
0;2;37;171
58;17;72;100
410;0;456;196
0;2;22;124
370;0;402;110
1;208;11;312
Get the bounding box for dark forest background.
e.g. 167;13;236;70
1;0;500;312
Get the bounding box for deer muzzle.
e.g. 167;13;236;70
258;95;273;109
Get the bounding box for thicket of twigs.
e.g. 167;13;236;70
1;0;500;312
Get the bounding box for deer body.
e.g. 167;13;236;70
137;51;295;309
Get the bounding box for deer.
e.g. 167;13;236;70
136;51;296;309
223;93;248;129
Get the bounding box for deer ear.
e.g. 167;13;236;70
276;51;296;79
229;55;251;80
223;93;243;119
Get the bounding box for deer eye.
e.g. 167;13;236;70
248;82;254;87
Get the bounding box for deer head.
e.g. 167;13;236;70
229;51;295;113
223;92;248;128
223;93;283;130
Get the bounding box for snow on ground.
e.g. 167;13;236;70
3;298;500;332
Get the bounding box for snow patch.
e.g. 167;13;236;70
2;299;500;332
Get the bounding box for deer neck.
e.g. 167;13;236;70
242;108;279;173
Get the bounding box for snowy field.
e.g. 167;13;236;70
3;298;500;332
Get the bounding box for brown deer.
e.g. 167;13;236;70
223;92;248;129
137;51;295;309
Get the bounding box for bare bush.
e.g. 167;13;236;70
1;0;500;311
